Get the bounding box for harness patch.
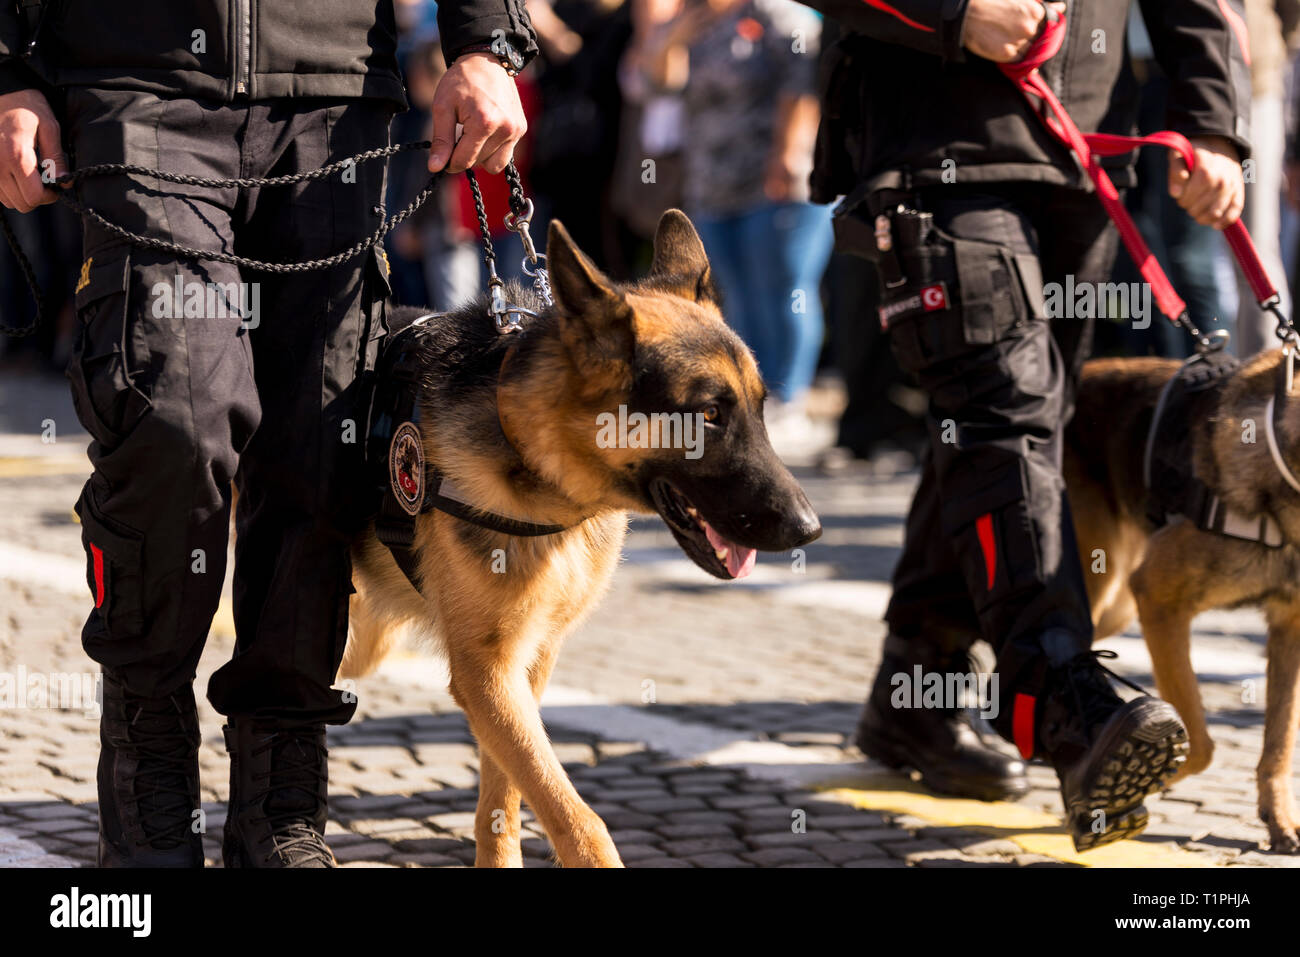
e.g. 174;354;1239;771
388;421;424;517
878;281;949;329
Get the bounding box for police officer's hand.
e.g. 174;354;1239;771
1168;136;1245;230
963;0;1064;63
428;52;527;176
0;88;68;213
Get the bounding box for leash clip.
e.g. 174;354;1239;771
504;198;554;308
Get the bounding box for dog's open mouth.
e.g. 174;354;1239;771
649;477;757;580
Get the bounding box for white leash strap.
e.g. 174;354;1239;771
1264;394;1300;495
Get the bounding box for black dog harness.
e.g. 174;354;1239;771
365;314;573;595
1142;351;1284;548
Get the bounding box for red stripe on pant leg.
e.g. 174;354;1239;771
90;543;104;609
1013;693;1036;759
975;512;996;589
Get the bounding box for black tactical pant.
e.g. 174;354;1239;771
871;183;1119;741
64;88;394;724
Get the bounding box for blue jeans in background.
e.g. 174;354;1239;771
694;201;833;403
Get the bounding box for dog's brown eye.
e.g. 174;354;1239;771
701;404;720;423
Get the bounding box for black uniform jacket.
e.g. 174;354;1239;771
802;0;1252;202
0;0;538;107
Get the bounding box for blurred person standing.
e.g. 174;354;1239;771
643;0;833;445
1236;0;1299;357
1100;6;1232;359
528;0;634;272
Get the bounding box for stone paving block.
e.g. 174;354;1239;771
806;812;888;830
389;852;463;867
617;844;669;862
626;796;708;814
663;810;743;828
841;858;909;868
11;802;87;820
661;837;747;856
628;856;693;868
331;840;395;863
887;840;970;863
15;816;88;835
710;793;780;810
654;822;736;840
609;828;662;845
949;837;1021;857
746;830;841;848
685;852;754;868
814;841;889;863
742;847;826;866
394;836;468;855
833;827;915;843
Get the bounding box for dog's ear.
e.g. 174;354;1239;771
548;218;624;314
547;219;633;391
650;209;719;307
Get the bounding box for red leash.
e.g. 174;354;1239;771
998;10;1285;351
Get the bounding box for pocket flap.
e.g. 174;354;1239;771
74;249;131;311
75;495;143;565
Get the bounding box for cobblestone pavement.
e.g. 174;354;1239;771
0;367;1296;868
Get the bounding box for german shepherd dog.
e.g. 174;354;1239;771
337;210;822;867
1065;350;1300;852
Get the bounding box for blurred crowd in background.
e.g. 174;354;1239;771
4;0;1300;470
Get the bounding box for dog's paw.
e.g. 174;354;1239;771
1266;827;1300;854
1261;810;1300;853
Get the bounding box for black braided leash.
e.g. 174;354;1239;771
0;141;532;337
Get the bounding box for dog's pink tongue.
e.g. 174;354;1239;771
703;522;757;579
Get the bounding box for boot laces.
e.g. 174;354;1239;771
248;729;332;865
1059;649;1147;743
122;696;196;849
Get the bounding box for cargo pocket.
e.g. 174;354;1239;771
75;493;145;641
882;226;1034;375
952;237;1031;346
940;458;1043;614
66;249;152;448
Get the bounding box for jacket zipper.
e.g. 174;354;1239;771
234;0;251;96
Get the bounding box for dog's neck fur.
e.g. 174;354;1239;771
411;285;628;530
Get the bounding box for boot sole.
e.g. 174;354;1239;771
856;722;1031;803
1067;698;1189;852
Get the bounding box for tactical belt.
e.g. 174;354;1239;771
366;315;571;596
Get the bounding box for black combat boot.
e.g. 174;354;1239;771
855;633;1029;802
223;719;335;867
1033;649;1188;851
97;673;204;867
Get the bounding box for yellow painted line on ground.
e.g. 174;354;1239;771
0;456;89;478
816;775;1212;868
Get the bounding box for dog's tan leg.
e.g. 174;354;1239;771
1258;601;1300;852
471;750;525;867
339;584;399;680
449;648;621;868
1130;525;1219;782
456;637;565;869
